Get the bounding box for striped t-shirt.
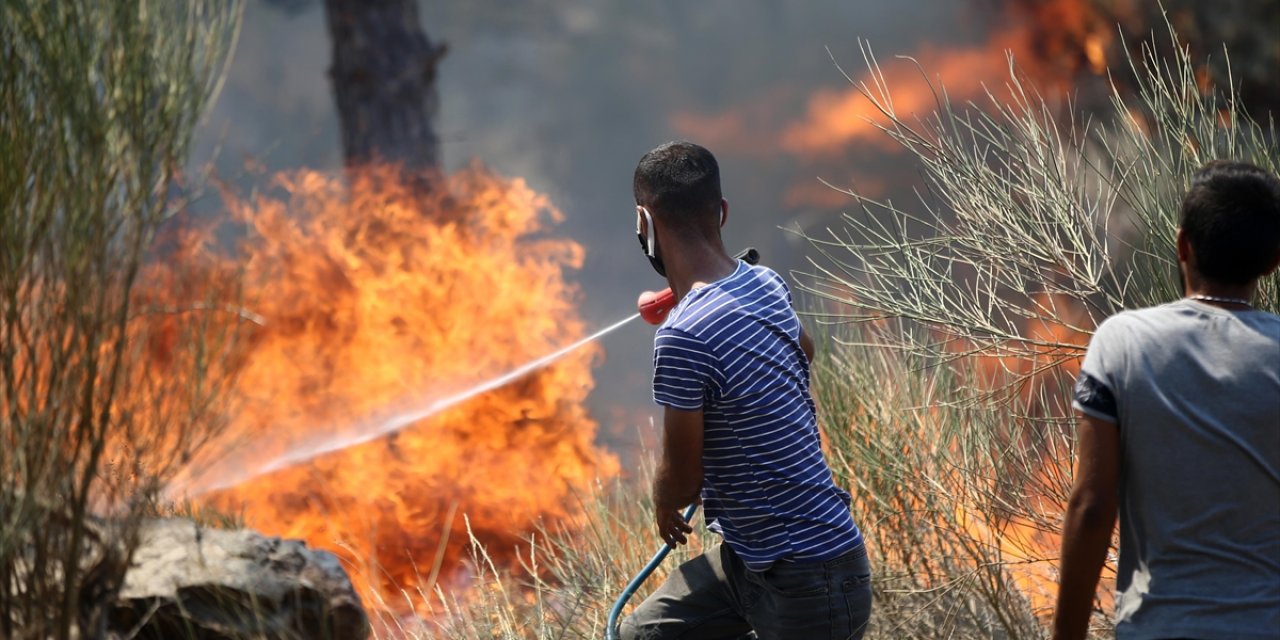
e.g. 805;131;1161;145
652;260;862;571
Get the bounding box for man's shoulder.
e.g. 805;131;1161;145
716;263;789;309
1084;304;1182;367
742;263;787;290
662;295;744;345
1087;302;1280;369
665;264;782;334
1099;301;1280;333
1105;301;1183;322
1093;302;1195;337
1091;307;1137;334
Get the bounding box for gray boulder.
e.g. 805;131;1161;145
108;518;369;640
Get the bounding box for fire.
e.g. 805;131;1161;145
669;1;1124;211
782;0;1116;159
778;0;1123;613
1013;0;1118;76
185;165;618;607
781;46;1018;158
967;292;1092;401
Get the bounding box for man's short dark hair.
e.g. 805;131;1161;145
633;141;722;229
1180;160;1280;285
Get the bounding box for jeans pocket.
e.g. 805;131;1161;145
746;562;829;598
838;573;873;640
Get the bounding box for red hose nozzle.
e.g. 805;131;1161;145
638;289;677;325
636;247;760;325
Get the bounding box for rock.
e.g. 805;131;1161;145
108;518;369;640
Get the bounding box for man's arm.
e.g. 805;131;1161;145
653;406;705;547
1052;412;1120;640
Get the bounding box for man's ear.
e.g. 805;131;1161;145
719;198;729;228
1264;247;1280;277
636;206;648;239
1176;228;1191;264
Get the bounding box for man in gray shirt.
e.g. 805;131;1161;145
1053;160;1280;640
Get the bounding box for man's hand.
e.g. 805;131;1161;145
655;505;693;547
652;406;705;547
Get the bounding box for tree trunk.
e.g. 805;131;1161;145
323;0;446;187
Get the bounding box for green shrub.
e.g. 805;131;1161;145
0;2;241;637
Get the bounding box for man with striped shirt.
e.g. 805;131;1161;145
621;141;871;640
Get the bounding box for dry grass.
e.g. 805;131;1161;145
363;472;714;640
814;336;1080;638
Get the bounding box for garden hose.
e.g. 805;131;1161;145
605;504;699;640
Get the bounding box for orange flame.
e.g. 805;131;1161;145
782;0;1115;160
188;165;618;607
781;45;1018;158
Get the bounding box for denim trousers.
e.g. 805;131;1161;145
619;542;872;640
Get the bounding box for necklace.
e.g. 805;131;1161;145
1187;294;1252;308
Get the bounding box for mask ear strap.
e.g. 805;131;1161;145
638;206;657;257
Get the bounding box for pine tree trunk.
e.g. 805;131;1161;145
324;0;446;186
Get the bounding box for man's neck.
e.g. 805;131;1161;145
1183;271;1257;309
665;241;738;302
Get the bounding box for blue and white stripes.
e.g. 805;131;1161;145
652;261;862;571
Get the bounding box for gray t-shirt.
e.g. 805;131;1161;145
1074;299;1280;639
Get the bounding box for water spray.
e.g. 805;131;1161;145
189;246;760;495
188;311;642;495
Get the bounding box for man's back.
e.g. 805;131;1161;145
1079;299;1280;638
652;261;861;571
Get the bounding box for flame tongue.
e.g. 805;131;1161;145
195;165;618;607
778;0;1115;164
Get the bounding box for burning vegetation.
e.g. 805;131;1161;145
678;0;1277;211
782;0;1119;163
183;0;1275;627
177;165;618;607
5;0;1277;637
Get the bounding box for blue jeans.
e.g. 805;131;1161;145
619;542;872;640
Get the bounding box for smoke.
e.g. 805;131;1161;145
191;0;1277;463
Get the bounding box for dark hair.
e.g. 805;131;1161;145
633;141;722;230
1179;160;1280;285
